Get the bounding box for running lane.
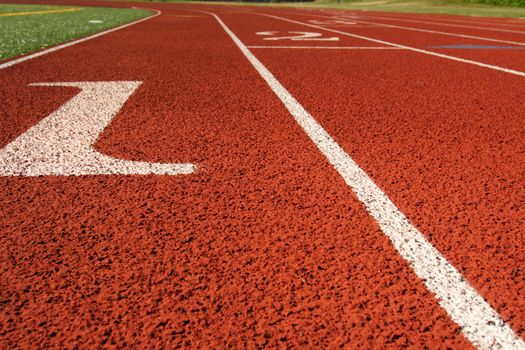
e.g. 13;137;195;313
352;12;525;33
218;7;525;343
357;12;525;28
269;9;525;73
0;3;474;348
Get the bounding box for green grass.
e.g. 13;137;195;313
0;4;151;61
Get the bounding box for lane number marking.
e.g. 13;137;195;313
0;81;196;176
256;31;339;41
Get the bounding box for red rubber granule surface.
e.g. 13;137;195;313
1;1;523;348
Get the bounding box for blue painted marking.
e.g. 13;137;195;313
431;44;524;49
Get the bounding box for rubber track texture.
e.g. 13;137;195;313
1;1;524;348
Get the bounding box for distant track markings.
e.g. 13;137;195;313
247;45;402;49
258;13;525;77
292;12;525;48
377;13;525;28
360;14;525;35
256;31;339;41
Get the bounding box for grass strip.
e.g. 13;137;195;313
0;4;151;61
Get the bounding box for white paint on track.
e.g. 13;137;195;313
258;31;340;41
204;10;525;350
259;13;525;78
291;12;525;47
352;19;525;46
0;82;195;176
0;9;161;70
247;45;402;49
362;14;525;35
384;13;525;29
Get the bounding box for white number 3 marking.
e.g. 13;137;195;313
256;31;339;41
0;81;196;176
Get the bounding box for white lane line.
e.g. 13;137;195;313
363;14;525;28
362;14;525;35
0;9;160;70
259;13;525;78
351;19;525;46
292;12;525;47
259;31;340;41
0;82;195;176
247;45;403;49
330;11;525;29
384;14;525;29
204;11;525;350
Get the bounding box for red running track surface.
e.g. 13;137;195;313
1;1;524;348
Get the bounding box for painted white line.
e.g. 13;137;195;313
320;25;380;28
203;11;525;350
257;31;340;41
354;19;525;46
247;45;402;49
387;14;525;28
259;13;525;78
362;13;525;28
292;12;525;47
0;9;160;70
364;14;525;33
334;12;525;29
0;82;195;176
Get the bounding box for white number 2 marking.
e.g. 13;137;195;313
256;31;339;41
0;81;196;176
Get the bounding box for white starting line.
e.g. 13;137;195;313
247;45;404;50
